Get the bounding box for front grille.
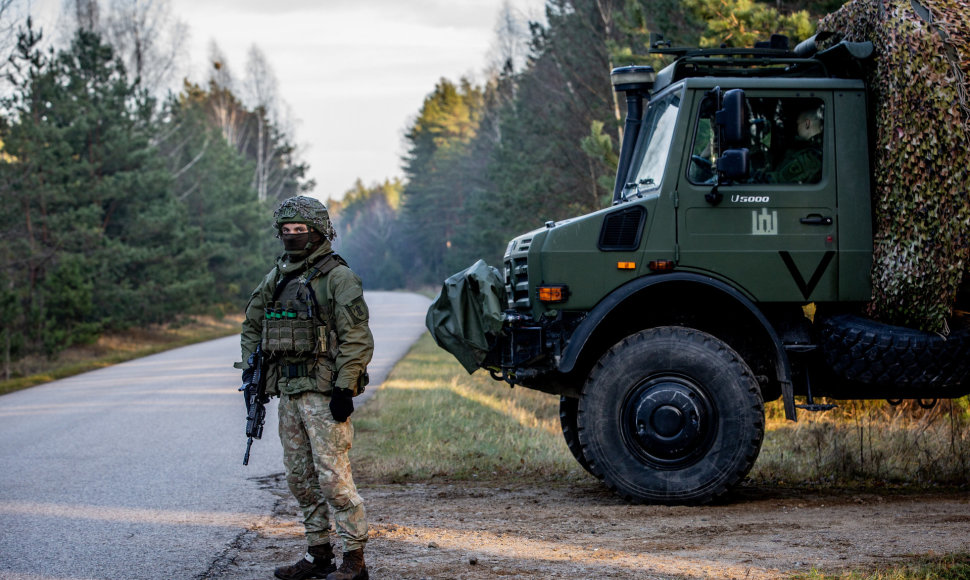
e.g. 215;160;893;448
504;237;532;310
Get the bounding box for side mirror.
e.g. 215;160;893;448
715;89;746;147
717;148;750;181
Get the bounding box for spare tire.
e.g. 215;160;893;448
819;314;970;389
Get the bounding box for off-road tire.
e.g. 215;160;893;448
559;396;594;475
577;327;764;505
819;314;970;389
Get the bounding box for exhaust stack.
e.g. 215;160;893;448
610;65;655;205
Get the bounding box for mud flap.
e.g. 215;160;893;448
425;260;507;373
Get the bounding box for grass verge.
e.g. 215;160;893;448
352;333;585;485
794;553;970;579
0;314;242;396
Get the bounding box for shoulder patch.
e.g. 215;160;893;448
346;296;369;326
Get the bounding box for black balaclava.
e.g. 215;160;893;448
281;229;324;261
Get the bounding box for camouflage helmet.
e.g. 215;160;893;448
273;195;336;241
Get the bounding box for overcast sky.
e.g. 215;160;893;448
18;0;545;202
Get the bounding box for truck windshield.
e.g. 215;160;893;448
623;89;682;198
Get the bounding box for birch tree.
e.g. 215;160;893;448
243;44;278;201
102;0;188;94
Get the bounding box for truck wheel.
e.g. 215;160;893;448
559;396;594;475
819;314;970;389
577;327;764;504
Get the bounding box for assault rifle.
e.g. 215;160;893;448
241;344;269;466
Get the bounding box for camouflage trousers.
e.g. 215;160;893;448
278;391;368;551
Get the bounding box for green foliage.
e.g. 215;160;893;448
685;0;816;47
818;0;970;332
39;254;100;351
0;25;194;356
332;179;406;290
160;84;275;305
581;119;621;193
400;78;486;285
0;21;301;371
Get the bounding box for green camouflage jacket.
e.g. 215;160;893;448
239;245;374;397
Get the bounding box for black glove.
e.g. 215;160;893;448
329;388;354;422
241;366;254;385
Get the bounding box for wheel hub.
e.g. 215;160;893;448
624;376;716;467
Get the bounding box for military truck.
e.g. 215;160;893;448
426;34;970;504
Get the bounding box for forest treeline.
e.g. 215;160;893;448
0;0;835;375
0;3;310;375
329;0;836;289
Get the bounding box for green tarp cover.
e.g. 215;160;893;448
425;260;507;373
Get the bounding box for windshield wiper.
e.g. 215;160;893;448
621;178;655;200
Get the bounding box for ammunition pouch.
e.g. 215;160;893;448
261;253;361;397
261;301;317;356
316;322;339;360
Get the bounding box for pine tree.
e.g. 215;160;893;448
160;84;274;305
332;179;405;289
400;78;485;285
0;25;200;356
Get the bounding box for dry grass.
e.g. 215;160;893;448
351;333;584;484
755;398;970;490
794;553;970;579
0;314;243;396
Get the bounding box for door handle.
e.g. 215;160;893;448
800;214;833;226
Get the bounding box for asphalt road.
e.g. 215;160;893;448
0;291;432;580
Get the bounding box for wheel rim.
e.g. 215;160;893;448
621;375;717;469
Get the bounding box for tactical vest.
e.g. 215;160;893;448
261;254;344;361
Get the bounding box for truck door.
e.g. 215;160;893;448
677;90;838;302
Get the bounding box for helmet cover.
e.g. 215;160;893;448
273;196;337;241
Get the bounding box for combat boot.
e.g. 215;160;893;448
325;548;368;580
274;543;336;580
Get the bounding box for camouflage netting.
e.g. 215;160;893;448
817;0;970;333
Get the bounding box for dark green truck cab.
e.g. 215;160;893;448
428;36;970;504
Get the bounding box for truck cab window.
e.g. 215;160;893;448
625;90;682;196
687;96;824;186
688;116;716;184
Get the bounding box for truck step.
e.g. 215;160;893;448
796;402;838;412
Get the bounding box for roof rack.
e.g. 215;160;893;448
647;33;872;82
649;32;795;59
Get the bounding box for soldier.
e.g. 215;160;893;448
238;196;373;580
769;104;823;184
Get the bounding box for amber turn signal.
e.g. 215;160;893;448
537;285;569;303
617;261;636;270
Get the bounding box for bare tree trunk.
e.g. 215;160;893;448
255;114;266;201
593;0;623;143
103;0;188;93
74;0;100;32
245;45;278;202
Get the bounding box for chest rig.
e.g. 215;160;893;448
261;254;346;361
